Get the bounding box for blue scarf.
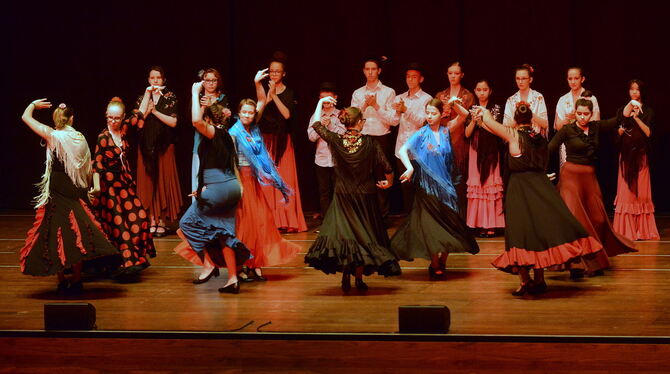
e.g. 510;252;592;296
405;124;459;211
229;119;292;201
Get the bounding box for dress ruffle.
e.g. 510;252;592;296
492;236;603;273
305;236;401;276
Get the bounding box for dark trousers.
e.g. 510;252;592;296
315;165;335;217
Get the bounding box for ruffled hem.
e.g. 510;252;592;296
175;231;250;269
305;236;401;277
613;211;660;241
614;201;656;215
466;183;504;200
179;212;242;253
491;236;603;274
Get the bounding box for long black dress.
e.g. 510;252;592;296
491;127;603;273
304;122;401;276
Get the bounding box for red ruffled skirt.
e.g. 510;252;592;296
237;166;300;267
613;156;659;240
466;146;505;229
260;134;308;232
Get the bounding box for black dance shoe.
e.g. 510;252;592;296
193;268;219;284
511;282;532;296
218;281;240;294
588;270;605;277
68;280;84;295
249;268;267;282
238;268;254;283
529;281;547;295
341;273;351;292
569;269;585;280
428;266;446;280
354;278;368;291
56;280;69;295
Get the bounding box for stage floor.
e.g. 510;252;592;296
2;212;669;336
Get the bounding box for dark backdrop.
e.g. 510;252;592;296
3;1;668;214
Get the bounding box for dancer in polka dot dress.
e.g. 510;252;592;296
91;98;156;277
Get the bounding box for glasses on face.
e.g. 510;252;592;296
106;116;122;123
204;79;218;83
269;70;283;74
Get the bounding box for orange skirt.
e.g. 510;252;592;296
613;156;659;240
260;134;308;232
136;144;183;221
237;166;300;267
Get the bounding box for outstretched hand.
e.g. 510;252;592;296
254;68;269;84
31;99;52;110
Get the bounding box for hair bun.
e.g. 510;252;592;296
272;50;288;63
110;96;123;104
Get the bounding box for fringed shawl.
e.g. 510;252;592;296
34;126;91;207
405;124;459;211
229;119;292;201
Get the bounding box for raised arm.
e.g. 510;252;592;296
151;94;178;128
191;81;215;139
480;107;516;143
397;142;414;183
21;99;54;140
254;68;269;116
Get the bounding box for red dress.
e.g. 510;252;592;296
91;128;155;272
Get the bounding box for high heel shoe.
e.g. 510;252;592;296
354;278;368;291
56;280;69;294
237;267;254;283
428;266;446;280
569;269;585;280
511;282;532;296
249;268;266;281
193;268;219;284
218;281;240;294
341;273;351;292
529;281;547;295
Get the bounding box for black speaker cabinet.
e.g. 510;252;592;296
398;305;450;334
44;303;96;330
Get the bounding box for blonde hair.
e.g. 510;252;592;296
107;96;125;114
52;105;73;129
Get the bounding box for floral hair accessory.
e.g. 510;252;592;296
58;103;66;109
515;101;530;108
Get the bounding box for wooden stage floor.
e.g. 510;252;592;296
2;212;670;337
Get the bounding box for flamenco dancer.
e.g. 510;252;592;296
257;52;308;232
191;68;231;201
613;80;659;240
479;102;603;296
133;66;182;237
20;99;119;293
229;69;300;282
173;81;251;294
90;97;156;280
548;98;637;278
464;79;505;237
391;98;479;280
305;97;401;292
503;64;548;137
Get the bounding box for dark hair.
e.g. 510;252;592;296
425;98;444;113
339;107;363;128
516;64;534;78
629;79;644;95
568;66;583;76
270;51;288;71
513;102;533;125
201;68;223;95
363;54;387;69
148;65;166;82
405;62;423;76
474;79;492;89
319;81;337;95
580;90;594;98
237;98;257;113
575;98;593;112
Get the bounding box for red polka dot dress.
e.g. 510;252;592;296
91;128;155;274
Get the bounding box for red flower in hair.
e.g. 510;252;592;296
515;101;530;108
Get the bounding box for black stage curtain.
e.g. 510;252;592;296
4;1;668;213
